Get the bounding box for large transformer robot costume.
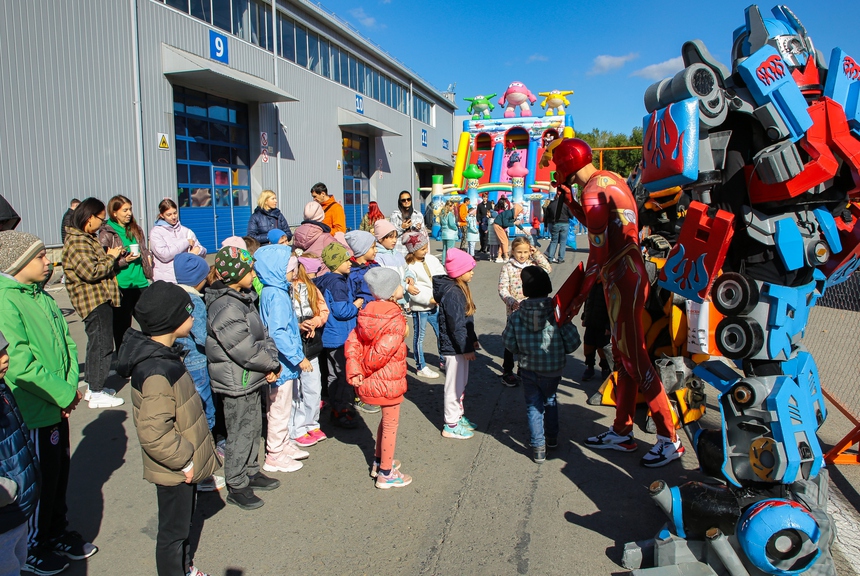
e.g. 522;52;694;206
622;5;860;576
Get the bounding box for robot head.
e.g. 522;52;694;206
732;5;814;70
548;138;593;186
736;498;822;575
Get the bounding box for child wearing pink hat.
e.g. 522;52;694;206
432;248;480;439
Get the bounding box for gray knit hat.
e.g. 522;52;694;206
0;329;7;352
364;267;401;301
0;231;45;276
345;230;375;258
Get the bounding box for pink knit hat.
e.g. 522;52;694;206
221;236;247;250
373;219;398;242
298;256;324;275
304;201;325;221
445;248;475;278
287;255;299;274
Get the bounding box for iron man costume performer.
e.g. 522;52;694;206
551;138;681;466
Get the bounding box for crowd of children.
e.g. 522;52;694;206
0;200;614;576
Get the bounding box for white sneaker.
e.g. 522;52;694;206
417;366;440;379
495;258;505;263
640;435;685;468
88;390;125;409
584;427;638;452
83;386;116;402
197;475;226;492
263;454;303;473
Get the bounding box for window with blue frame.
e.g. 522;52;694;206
174;87;252;248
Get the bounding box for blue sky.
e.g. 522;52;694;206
316;0;860;135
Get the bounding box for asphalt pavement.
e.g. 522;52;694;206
45;237;859;576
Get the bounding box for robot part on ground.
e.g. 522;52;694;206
625;4;860;575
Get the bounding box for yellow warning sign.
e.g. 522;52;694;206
157;133;170;151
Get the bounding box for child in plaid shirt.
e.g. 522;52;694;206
502;266;580;463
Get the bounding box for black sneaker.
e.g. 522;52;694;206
248;472;280;491
546;436;558;449
533;445;546;463
226;487;264;510
330;409;359;429
24;547;70;575
582;366;596;381
501;373;520;387
51;530;98;560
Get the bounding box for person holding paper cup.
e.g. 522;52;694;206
98;195;152;350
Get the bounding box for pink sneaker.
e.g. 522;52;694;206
309;428;327;442
263;454;303;473
282;442;310;460
293;433;318;448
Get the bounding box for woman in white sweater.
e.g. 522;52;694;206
403;231;446;379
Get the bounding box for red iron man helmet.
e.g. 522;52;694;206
550;138;593;185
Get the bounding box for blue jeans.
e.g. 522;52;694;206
546;222;569;262
187;365;216;430
412;308;440;370
520;369;560;448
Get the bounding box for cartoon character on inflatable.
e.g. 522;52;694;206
618;4;860;575
464;93;497;120
539;89;574;116
498;81;537;118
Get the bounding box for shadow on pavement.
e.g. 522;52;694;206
68;410;128;542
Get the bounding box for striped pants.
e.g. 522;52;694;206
28;419;70;549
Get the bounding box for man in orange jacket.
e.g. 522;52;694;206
310;183;346;235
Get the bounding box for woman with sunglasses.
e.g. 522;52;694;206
61;197;125;408
388;191;424;256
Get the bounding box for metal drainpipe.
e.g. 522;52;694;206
409;81;415;193
271;0;282;205
129;0;148;231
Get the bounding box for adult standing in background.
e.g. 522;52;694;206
62;197;125;408
310;183;346;235
149;198;205;283
359;201;385;232
389;191;424;256
60;198;80;244
545;189;572;264
439;200;459;265
98;195;152;350
475;193;490;254
457;198;470;250
246;190;292;245
492;202;523;262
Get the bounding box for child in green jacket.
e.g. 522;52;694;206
0;230;94;575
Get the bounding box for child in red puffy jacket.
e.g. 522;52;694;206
344;268;412;489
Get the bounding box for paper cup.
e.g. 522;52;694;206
128;244;140;256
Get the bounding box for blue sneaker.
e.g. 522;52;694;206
442;422;474;439
459;416;477;431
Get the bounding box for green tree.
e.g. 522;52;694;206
577;126;642;179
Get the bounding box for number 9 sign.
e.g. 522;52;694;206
209;30;229;64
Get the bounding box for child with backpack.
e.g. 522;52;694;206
345;268;412;489
502;267;580;462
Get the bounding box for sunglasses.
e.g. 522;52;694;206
400;198;411;203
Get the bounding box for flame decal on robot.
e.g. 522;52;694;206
843;56;860;80
756;54;787;85
644;103;686;182
661;244;709;300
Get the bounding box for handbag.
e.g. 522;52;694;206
302;328;323;359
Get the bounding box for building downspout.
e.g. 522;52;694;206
271;0;282;204
409;80;415;192
129;0;148;230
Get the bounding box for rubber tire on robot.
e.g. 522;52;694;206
712;272;759;316
715;316;764;359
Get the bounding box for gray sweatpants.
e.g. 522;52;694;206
222;389;263;490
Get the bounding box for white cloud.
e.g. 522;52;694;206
527;54;549;63
349;7;381;28
588;53;638;75
631;56;684;81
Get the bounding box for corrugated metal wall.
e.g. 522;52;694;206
0;0;138;247
0;0;455;244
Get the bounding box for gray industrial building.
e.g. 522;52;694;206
0;0;456;250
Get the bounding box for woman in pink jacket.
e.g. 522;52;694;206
292;202;351;258
148;199;206;283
